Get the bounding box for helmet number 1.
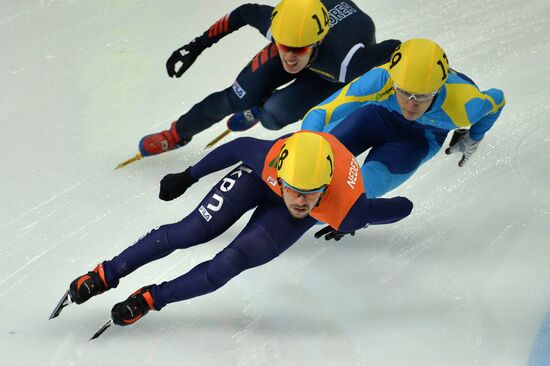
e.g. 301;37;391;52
312;8;330;35
437;59;447;80
327;155;333;177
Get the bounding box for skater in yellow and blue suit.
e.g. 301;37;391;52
302;38;505;198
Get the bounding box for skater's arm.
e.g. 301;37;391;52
191;137;271;180
159;137;271;201
467;88;505;141
167;4;273;77
341;40;400;83
301;67;391;132
338;195;413;232
197;4;274;48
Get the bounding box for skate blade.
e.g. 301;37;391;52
115;153;143;169
49;289;72;320
90;319;112;340
204;129;231;149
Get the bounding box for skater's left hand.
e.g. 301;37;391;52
159;167;197;201
445;129;481;167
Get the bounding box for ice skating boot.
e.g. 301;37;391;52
138;121;191;157
111;286;155;326
69;264;110;304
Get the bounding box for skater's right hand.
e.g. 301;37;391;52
166;39;205;78
159;167;197;201
314;225;355;242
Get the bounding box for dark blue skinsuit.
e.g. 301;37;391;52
102;136;413;310
173;1;399;138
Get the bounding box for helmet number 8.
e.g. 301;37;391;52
312;7;330;36
278;148;289;170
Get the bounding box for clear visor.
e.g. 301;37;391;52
393;83;438;102
281;180;327;195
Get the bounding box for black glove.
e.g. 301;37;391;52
314;225;356;241
159;167;197;201
380;39;401;53
364;39;401;71
166;39;206;78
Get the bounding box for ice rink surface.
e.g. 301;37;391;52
1;0;550;365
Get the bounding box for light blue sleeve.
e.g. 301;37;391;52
301;108;328;132
468;88;505;141
301;67;392;132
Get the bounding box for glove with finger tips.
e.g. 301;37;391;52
314;225;356;241
159;167;197;201
166;39;206;78
445;129;481;167
380;39;402;54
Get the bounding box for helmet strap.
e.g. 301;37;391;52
305;42;321;68
425;89;441;113
314;188;328;207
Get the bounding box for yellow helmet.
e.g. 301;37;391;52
277;132;334;191
388;38;450;94
271;0;330;47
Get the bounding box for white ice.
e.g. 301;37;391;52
1;0;550;365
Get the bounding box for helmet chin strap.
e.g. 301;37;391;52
305;41;322;68
314;189;328;207
425;90;441;113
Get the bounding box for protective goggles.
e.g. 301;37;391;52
393;83;438;102
281;180;327;195
275;42;314;56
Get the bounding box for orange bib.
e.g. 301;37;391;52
261;132;365;230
